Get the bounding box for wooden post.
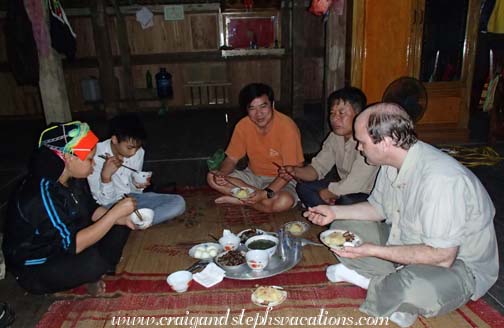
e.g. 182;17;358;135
111;0;136;111
36;0;72;124
280;1;292;111
323;0;347;136
90;0;119;116
39;51;73;123
291;0;305;119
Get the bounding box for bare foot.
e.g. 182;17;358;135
85;280;106;296
215;195;242;205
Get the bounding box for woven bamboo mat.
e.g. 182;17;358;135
40;188;504;327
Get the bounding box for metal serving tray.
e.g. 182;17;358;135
218;237;323;280
221;251;301;280
186;237;323;280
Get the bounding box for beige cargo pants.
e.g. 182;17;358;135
330;220;475;318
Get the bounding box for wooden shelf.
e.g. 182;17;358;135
63;52;221;69
62;49;287;69
221;48;285;58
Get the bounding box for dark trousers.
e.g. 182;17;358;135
296;179;370;207
14;225;130;294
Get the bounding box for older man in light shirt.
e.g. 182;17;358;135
305;103;498;327
280;87;377;207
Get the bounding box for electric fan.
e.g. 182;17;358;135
382;77;428;123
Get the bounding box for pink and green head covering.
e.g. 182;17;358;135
38;121;99;160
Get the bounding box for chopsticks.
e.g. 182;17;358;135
133;209;144;222
220;177;245;189
208;233;219;242
98;154;138;173
224;178;243;189
272;162;283;169
272;162;299;181
123;194;143;222
304;209;327;217
211;172;242;189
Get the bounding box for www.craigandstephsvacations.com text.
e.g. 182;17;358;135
110;308;390;327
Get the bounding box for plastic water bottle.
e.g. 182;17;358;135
155;67;173;99
145;70;153;89
80;77;101;102
0;234;5;279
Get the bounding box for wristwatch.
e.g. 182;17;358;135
264;187;275;199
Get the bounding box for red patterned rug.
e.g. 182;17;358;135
38;188;504;327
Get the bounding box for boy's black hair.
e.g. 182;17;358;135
109;113;147;145
239;83;275;111
327;87;367;114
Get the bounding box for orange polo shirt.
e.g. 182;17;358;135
226;110;304;177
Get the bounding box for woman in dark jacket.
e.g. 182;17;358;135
2;121;136;294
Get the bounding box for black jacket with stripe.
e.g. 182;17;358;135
2;147;97;270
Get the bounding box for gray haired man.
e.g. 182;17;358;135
305;103;498;327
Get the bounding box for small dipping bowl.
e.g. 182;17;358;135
166;270;193;293
245;235;279;258
246;250;269;272
284;220;310;236
215;250;247;271
219;234;240;251
231;187;255;199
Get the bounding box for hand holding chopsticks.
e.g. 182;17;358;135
209;170;230;187
272;162;300;182
304;209;327;217
303;206;336;227
211;171;244;189
123;194;143;222
223;177;242;189
98;154;138;173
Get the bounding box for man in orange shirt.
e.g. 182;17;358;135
207;83;304;213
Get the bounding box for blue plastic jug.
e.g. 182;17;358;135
155;67;173;99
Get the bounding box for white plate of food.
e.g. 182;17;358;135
283;221;310;236
251;285;287;307
319;229;362;250
188;242;222;260
230;187;255;199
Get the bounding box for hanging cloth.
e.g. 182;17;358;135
488;0;504;33
309;0;334;16
4;0;39;85
47;0;77;60
136;6;154;29
484;74;501;112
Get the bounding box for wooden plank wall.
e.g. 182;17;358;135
0;24;7;62
228;60;282;101
65;11;222;112
0;18;43;116
0;73;43;116
303;11;325;103
0;5;325;117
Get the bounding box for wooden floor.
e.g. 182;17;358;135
0;274;53;327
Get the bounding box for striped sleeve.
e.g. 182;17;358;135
39;179;77;254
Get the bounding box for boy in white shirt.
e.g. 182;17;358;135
87;114;186;227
